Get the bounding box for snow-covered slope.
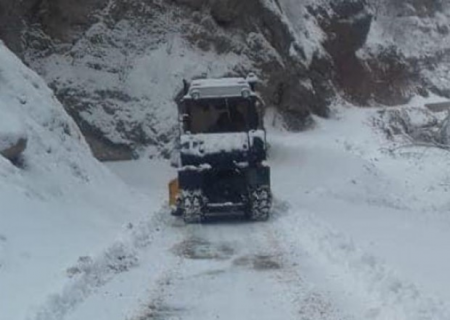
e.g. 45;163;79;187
0;41;155;320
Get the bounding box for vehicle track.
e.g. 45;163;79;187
131;206;351;320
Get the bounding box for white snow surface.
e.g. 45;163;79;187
0;42;151;320
181;132;249;156
3;40;450;320
268;102;450;319
15;98;450;320
187;77;254;99
363;5;450;59
0;106;26;152
180;130;265;156
277;0;328;65
58;99;450;320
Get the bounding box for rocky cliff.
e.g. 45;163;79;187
1;0;449;160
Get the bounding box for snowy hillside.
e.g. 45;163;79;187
0;42;159;320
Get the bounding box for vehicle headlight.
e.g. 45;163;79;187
241;89;251;98
191;90;200;100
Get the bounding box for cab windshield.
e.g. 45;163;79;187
185;98;258;134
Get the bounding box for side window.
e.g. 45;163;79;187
231;102;247;131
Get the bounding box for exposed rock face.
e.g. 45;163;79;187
38;0;109;41
373;104;450;151
0;0;35;53
366;0;450;100
0;138;27;162
0;107;28;163
0;0;449;160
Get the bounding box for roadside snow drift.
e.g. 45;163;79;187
0;41;152;320
269;101;450;320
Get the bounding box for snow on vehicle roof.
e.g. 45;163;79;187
185;76;256;100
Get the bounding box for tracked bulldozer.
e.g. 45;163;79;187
169;74;272;223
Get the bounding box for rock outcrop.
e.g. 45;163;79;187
0;107;28;163
0;0;449;160
0;137;27;162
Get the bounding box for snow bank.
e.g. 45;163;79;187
275;205;450;320
269;101;450;319
0;41;152;320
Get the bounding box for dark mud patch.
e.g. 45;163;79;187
136;303;186;320
171;237;235;260
233;254;282;271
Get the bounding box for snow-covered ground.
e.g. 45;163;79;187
0;42;154;320
16;103;450;320
269;103;450;319
56;101;450;320
4;38;450;320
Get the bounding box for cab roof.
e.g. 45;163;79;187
184;75;257;100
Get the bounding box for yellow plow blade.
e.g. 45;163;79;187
169;178;179;207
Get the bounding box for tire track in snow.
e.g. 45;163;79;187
131;257;186;320
131;204;351;320
130;218;193;320
130;216;295;319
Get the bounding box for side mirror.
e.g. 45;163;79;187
183;79;189;95
246;73;258;91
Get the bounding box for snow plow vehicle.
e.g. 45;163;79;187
169;74;272;223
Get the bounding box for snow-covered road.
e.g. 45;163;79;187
64;161;350;320
16;104;450;320
125;214;346;320
4;36;450;320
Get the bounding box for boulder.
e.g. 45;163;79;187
0;108;28;162
0;137;27;162
210;0;245;25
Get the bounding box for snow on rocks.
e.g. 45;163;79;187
27;25;249;160
374;105;443;145
0;106;27;161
